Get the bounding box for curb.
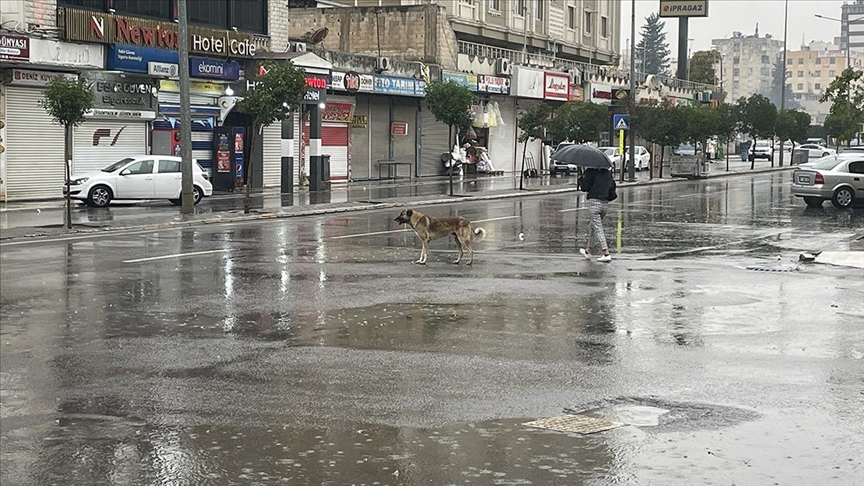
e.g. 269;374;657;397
0;166;793;243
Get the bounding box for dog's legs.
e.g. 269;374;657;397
453;234;464;264
466;241;475;265
416;239;429;265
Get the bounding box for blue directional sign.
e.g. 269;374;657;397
613;114;630;131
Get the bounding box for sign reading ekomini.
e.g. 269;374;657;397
59;7;268;58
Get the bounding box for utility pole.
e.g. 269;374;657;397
627;0;636;182
178;0;194;215
779;0;788;168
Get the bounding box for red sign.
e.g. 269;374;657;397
305;75;327;89
391;122;409;136
322;102;354;122
544;72;570;101
569;85;584;102
0;34;30;62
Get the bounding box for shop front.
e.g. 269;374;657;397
511;66;546;173
330;71;373;181
472;74;513;174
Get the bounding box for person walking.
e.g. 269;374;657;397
578;167;617;262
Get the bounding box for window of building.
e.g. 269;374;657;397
733;68;740;76
798;70;804;77
815;58;822;64
814;70;821;77
516;0;526;16
761;67;770;75
58;0;106;9
733;56;740;64
584;12;593;35
761;55;770;63
797;83;804;90
601;16;609;38
567;6;577;29
830;57;837;64
815;83;821;90
748;67;753;75
830;70;836;77
734;80;740;88
787;58;793;65
231;0;266;33
535;0;544;20
113;0;173;19
489;0;500;12
798;58;804;64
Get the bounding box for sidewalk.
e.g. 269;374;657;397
0;159;789;241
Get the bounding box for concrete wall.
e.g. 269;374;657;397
286;5;458;70
0;0;56;30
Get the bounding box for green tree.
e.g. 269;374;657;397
423;79;475;195
769;57;797;110
236;59;307;214
39;76;94;229
775;109;811;149
547;102;608;145
736;94;778;169
635;13;672;75
632;101;687;177
689;50;720;86
515;102;552;189
681;103;721;163
716;103;739;165
820;68;864;147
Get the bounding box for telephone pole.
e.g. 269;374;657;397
178;0;194;214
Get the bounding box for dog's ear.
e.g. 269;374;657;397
406;209;413;217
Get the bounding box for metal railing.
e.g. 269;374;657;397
457;40;718;92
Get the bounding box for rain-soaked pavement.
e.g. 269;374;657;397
1;172;863;485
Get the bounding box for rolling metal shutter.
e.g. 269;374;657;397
420;107;450;177
321;123;349;181
72;120;148;174
488;97;517;173
261;122;281;188
4;87;66;201
152;118;215;175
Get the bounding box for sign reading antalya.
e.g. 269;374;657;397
659;0;709;18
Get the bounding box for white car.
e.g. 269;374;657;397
624;146;650;171
748;140;773;161
798;144;836;159
65;156;213;207
598;146;622;171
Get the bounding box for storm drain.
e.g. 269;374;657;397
523;414;625;435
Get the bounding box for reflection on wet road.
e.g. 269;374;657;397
2;173;863;485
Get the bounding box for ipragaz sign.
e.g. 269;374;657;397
659;0;709;18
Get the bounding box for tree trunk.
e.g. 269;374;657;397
244;124;259;214
448;125;454;197
64;124;73;230
750;137;756;170
519;137;528;190
659;145;665;179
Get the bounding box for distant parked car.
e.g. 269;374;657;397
64;156;213;207
598;146;621;171
806;138;827;146
797;144;836;159
673;142;698;156
748;140;773;161
791;156;864;208
624;146;651;171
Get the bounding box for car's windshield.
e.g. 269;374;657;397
756;142;770;147
810;157;843;171
102;158;135;172
600;148;617;156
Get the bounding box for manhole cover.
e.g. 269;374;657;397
523;414;625;435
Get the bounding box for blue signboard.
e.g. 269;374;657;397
190;57;240;81
442;72;478;91
612;114;630;131
373;75;422;97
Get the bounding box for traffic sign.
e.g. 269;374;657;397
613;114;630;131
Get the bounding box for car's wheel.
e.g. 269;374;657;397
822;152;829;157
193;186;204;205
803;196;824;208
832;187;855;209
86;185;112;208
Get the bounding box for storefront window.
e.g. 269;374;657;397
232;0;267;34
113;0;174;20
58;0;106;9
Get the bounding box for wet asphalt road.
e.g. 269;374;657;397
1;172;863;486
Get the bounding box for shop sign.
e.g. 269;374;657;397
322;102;354;122
373;75;421;96
84;108;156;120
7;69;76;87
544;72;570;101
60;7;268;58
659;0;709;18
159;79;225;96
84;72;156;112
29;38;103;69
512;66;545;99
351;115;368;128
332;71;374;93
569;85;584;102
391;122;409;136
190;57;240;81
0;34;30;62
442;71;478;91
304;74;329;103
149;62;178;77
589;84;613;104
477;75;510;95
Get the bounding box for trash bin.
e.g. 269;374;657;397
321;154;330;186
792;149;809;166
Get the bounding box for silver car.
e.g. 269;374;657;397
791;156;864;208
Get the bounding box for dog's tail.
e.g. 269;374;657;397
472;227;486;241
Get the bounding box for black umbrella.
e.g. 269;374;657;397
551;144;612;169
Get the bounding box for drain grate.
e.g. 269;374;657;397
523;414;625;435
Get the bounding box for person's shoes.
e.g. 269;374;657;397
579;248;592;260
597;254;612;262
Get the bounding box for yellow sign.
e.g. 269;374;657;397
351;115;368;129
618;130;625;156
159;79;225;96
659;0;709;18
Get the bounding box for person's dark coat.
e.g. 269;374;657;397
579;168;616;201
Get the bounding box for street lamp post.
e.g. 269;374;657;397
779;0;788;168
627;0;636;183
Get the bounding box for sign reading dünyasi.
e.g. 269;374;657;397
659;0;709;17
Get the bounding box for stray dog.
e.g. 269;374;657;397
394;209;486;265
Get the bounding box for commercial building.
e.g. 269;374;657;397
841;0;864;54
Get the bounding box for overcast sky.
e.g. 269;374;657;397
619;0;849;58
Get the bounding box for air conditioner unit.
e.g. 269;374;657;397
566;68;582;85
494;58;512;76
289;42;307;52
377;57;391;72
697;90;712;102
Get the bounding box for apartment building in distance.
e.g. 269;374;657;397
786;41;864;124
841;0;864;54
713;29;783;101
